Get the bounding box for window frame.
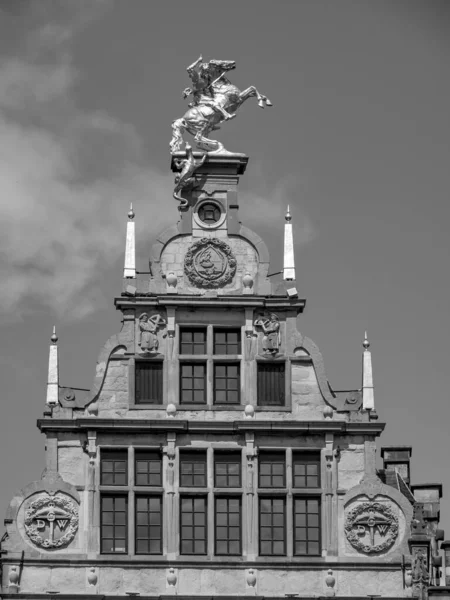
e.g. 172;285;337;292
257;361;287;407
214;451;242;488
176;324;244;410
258;495;287;557
134;359;164;405
292;451;321;489
135;450;163;487
179;494;208;556
100;493;128;555
180;450;208;488
258;451;286;489
214;495;242;556
293;496;322;556
100;449;128;487
135;494;163;555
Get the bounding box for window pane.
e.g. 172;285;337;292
135;451;162;486
214;452;241;487
258;452;286;488
135;496;162;554
257;363;285;406
259;497;285;556
180;452;207;487
100;451;128;486
213;328;241;355
214;363;240;405
101;495;128;554
180;363;206;404
294;497;321;555
215;497;241;555
180;496;207;555
179;328;206;354
293;453;321;488
135;361;163;404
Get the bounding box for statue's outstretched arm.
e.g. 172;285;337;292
187;55;203;74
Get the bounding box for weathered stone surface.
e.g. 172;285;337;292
19;567;51;593
336;569;403;596
49;567;85;593
258;569;322;595
58;446;84;487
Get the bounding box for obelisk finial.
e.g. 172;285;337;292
283;205;295;281
46;325;59;406
124;203;136;278
362;331;374;411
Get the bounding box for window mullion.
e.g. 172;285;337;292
207;446;214;557
128;446;135;556
207;324;213;407
286;448;293;558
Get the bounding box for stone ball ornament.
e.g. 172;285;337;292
344;501;399;554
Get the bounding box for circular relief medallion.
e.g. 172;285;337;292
24;492;79;549
184;237;237;288
345;501;399;554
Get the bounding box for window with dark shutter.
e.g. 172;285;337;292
257;363;285;406
135;361;163;404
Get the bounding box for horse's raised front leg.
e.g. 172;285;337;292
239;86;273;108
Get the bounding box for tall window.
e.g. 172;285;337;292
293;451;321;556
179;326;242;407
101;495;128;554
215;497;241;555
100;448;163;556
257;363;285;406
294;498;321;556
259;497;286;556
135;361;163;404
180;496;207;555
214;451;242;555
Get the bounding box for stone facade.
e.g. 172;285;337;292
0;153;444;599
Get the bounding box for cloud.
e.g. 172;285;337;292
240;174;316;247
0;7;174;322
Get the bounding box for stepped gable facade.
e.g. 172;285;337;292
1;151;447;599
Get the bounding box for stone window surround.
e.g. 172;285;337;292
96;444;324;560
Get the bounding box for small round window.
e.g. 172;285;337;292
198;203;221;224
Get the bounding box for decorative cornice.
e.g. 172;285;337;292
37;418;386;436
114;295;306;312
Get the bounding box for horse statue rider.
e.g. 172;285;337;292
170;55;272;154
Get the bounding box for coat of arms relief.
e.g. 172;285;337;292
184;237;237;288
24;492;79;549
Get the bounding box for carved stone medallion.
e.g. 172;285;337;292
24;492;79;549
344;501;399;554
184;237;236;288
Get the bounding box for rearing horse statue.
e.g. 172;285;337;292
170;56;272;154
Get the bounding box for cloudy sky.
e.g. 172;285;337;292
0;0;449;530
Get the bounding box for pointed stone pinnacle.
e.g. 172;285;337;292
128;203;135;220
363;331;370;350
285;205;292;222
51;325;58;344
